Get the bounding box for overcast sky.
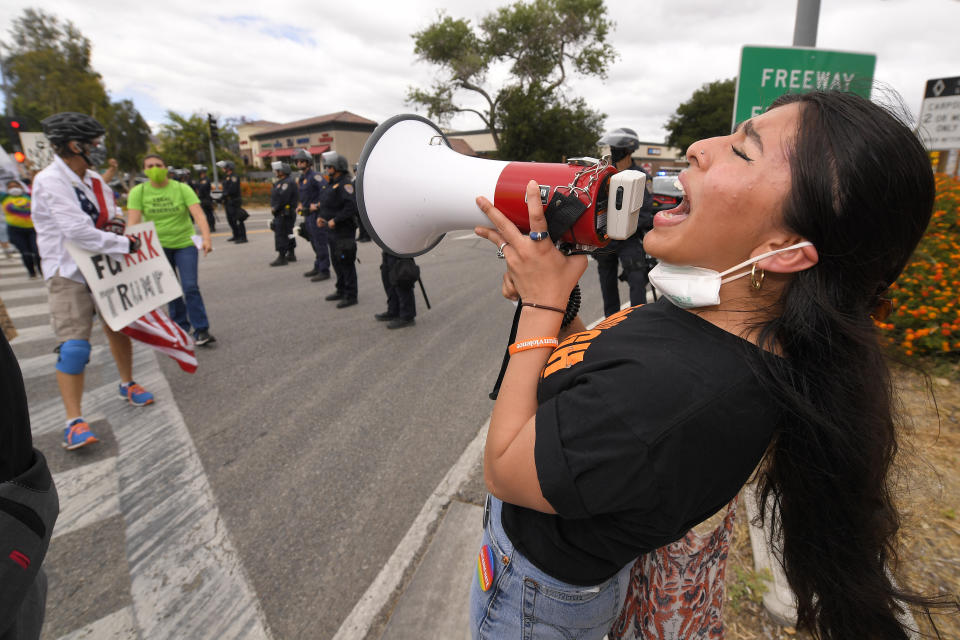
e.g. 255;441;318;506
2;0;959;144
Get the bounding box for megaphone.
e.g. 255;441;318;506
356;114;647;257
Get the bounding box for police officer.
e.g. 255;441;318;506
319;151;359;308
595;127;655;317
376;253;418;328
269;161;298;266
194;165;216;232
217;160;247;243
353;163;372;243
293;149;330;281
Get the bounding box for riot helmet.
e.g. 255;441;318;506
597;127;640;164
321;150;348;173
271;161;291;176
193;164;207;174
291;148;312;168
216;160;235;172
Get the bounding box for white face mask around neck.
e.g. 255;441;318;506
647;241;813;309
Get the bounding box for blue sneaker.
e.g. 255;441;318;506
119;381;154;406
63;418;99;450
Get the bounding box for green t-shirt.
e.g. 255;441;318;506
128;181;200;249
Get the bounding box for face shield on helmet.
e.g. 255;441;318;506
321;150;348;173
598;127;641;164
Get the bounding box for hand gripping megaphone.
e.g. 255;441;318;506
356;114;647;257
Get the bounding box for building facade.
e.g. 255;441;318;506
248;111;378;169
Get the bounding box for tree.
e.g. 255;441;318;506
103;99;151;173
152;112;242;174
496;84;605;162
0;8;110;140
1;7;151;176
664;79;736;152
407;0;616;149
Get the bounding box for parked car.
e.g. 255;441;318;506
651;174;683;212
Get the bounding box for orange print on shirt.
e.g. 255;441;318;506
541;306;638;379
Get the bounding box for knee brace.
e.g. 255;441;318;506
56;339;91;375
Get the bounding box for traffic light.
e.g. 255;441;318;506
207;114;219;145
3;117;24;152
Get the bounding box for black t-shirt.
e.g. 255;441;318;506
501;299;779;585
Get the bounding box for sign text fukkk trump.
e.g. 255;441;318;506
66;221;183;331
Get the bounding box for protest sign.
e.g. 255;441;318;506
65;221;182;331
18;131;56;171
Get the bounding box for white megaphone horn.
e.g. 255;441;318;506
356;114;647;257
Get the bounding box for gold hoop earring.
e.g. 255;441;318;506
750;263;764;290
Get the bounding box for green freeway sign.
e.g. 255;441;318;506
733;46;876;127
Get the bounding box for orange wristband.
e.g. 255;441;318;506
509;337;559;355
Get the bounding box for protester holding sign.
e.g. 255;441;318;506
30;112;155;452
126;154;216;347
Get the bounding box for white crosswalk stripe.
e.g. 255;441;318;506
51;457;121;541
8;301;49;318
0;286;47;300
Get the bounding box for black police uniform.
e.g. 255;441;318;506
195;174;216;232
298;168;329;276
379;253;417;321
319;172;358;302
222;172;246;242
353;173;371;242
270;174;299;258
596;161;655;316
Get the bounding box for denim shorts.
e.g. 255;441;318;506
469;495;632;640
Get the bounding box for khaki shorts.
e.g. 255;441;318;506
46;275;97;342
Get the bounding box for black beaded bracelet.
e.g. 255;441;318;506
520;302;566;314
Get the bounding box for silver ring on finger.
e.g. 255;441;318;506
497;241;509;259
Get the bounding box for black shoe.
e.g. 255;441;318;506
311;272;330;282
303;269;319;277
336;298;358;309
387;318;416;330
235;238;248;244
195;330;217;346
227;237;237;242
270;255;288;267
286;252;297;262
357;235;372;243
324;292;344;301
375;311;398;321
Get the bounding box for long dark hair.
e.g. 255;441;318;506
754;91;957;638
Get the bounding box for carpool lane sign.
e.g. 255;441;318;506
733;46;876;128
919;76;960;150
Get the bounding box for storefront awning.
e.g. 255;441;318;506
308;145;330;154
256;150;272;157
272;148;296;157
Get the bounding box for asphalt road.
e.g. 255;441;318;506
156;208;619;638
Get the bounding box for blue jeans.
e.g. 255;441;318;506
470;496;632;639
163;246;209;334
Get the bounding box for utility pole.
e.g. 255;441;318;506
793;0;820;47
207;113;219;184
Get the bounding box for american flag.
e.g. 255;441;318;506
120;309;198;373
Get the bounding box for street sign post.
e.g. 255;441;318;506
733;45;876;128
918;76;960;151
